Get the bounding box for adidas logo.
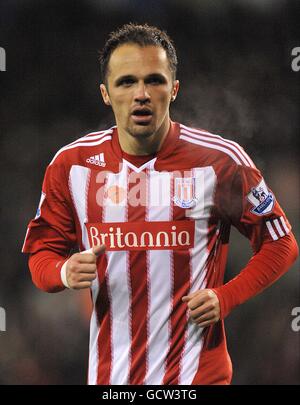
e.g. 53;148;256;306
86;153;106;167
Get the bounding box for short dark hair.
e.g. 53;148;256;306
99;23;178;83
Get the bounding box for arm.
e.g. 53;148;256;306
183;162;299;326
214;232;298;319
29;245;105;293
22;160;102;293
28;251;68;293
183;233;298;325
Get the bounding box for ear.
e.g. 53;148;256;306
171;80;180;102
100;84;111;106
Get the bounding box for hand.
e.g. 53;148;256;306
66;245;105;289
182;289;220;327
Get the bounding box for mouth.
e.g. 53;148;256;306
131;107;153;125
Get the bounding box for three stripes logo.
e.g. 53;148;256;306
86;153;106;167
266;216;290;241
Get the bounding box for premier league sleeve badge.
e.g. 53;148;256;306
247;179;275;216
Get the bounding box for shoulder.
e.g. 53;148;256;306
49;127;114;166
177;123;255;169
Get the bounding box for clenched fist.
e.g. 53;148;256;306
182;289;220;327
65;245;105;289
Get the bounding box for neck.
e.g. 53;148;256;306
118;119;170;156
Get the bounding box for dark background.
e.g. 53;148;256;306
0;0;299;385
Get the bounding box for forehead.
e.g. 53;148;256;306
107;44;171;79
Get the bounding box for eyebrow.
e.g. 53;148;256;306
114;73;167;86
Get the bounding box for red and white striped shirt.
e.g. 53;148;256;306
22;121;293;384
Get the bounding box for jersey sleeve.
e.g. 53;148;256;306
225;164;292;252
22;161;77;256
214;160;297;319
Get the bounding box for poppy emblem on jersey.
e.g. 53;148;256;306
247;179;275;216
105;185;126;204
173;177;197;209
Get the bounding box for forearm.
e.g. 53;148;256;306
28;250;69;293
213;232;299;319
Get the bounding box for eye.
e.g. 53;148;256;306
118;78;135;87
146;76;165;85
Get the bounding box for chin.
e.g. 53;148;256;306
128;124;156;138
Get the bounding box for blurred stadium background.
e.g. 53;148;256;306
0;0;299;385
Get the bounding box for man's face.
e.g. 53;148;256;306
100;44;179;141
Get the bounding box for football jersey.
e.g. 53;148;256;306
22;121;291;385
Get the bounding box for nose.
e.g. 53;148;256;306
134;81;150;104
